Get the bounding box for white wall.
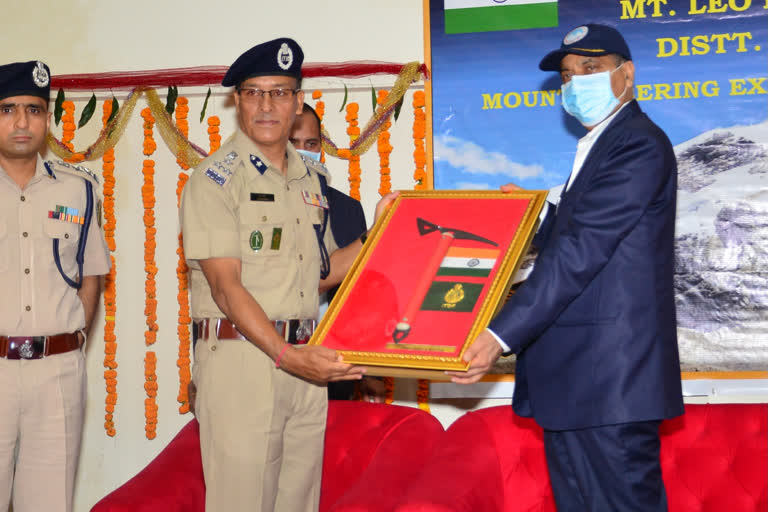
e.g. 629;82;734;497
3;2;426;510
3;2;766;510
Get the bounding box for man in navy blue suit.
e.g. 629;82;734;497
448;24;684;511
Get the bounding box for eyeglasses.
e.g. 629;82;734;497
238;88;299;103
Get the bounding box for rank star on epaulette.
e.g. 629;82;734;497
250;154;268;174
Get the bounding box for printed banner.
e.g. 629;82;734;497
428;0;768;371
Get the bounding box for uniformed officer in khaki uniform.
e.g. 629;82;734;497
0;61;111;512
180;38;394;512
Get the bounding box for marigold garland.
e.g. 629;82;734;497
175;96;193;415
45;61;425;169
101;99;118;437
376;90;393;197
61;101;85;163
412;91;428;190
383;377;395;405
345;103;361;200
312;91;326;163
207;115;221;154
416;379;431;412
141;107;159;439
144;351;158;440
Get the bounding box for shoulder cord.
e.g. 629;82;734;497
313;171;331;280
53;179;93;289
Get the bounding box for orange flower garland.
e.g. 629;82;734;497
312;90;326;163
383;377;395;405
173;97;193;414
61;101;76;151
345;103;361;200
376;90;393;197
61;101;85;163
412;91;428;190
207;115;221;154
141;107;159;439
102;100;118;436
417;379;431;412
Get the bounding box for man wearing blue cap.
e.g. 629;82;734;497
181;39;393;511
449;24;683;511
0;60;110;512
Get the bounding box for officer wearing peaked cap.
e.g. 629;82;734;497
0;60;111;512
180;38;396;512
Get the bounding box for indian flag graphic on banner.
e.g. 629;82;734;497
436;246;500;278
444;0;558;34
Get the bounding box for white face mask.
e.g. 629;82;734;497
561;63;627;127
296;149;322;162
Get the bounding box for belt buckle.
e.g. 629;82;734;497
9;336;46;360
291;320;314;345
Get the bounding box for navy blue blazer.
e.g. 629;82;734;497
489;101;684;431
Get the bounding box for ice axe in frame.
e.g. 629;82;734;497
392;217;498;343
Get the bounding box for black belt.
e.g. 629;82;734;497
0;333;82;360
194;318;316;345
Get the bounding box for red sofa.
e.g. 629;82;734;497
394;403;768;511
90;400;445;512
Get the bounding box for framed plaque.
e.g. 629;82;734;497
309;189;547;379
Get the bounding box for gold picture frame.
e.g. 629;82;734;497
309;189;547;380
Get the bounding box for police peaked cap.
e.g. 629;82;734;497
539;24;632;71
0;61;51;102
222;38;304;87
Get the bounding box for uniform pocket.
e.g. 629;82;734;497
44;220;81;270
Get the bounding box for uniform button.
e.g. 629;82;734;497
296;218;300;224
300;291;304;298
299;254;303;261
25;305;31;312
64;233;70;239
22;232;28;237
286;185;290;191
20;195;25;202
24;268;30;274
210;345;217;352
262;216;267;222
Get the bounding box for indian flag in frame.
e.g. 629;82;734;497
444;0;558;34
436;246;500;278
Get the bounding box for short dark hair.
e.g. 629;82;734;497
302;103;321;131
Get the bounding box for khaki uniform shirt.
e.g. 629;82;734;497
181;130;338;321
0;157;111;336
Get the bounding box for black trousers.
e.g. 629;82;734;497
544;421;668;511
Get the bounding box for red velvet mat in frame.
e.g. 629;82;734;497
309;190;547;379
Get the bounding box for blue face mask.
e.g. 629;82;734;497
561;63;626;127
296;149;322;162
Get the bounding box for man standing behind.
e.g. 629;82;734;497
449;24;683;511
290;103;386;402
0;61;110;512
181;39;392;512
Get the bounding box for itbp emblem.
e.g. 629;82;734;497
249;230;263;252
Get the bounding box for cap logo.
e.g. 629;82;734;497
563;26;588;46
277;43;293;71
32;61;49;88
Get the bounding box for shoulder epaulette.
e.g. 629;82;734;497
299;153;331;183
203;150;239;187
46;160;100;185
